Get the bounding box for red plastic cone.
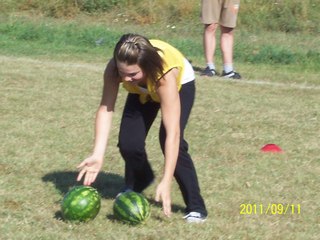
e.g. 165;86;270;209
261;144;283;153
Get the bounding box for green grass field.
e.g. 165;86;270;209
1;12;319;240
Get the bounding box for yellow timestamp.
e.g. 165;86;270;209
240;203;301;215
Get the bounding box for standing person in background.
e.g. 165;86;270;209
200;0;241;79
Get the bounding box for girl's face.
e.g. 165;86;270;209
117;61;145;85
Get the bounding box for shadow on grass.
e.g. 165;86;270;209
42;171;124;199
106;197;185;224
107;194;185;222
43;171;185;221
43;171;124;221
192;65;204;74
147;198;185;214
106;198;185;225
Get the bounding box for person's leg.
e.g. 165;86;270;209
118;93;160;192
220;0;241;78
220;25;241;78
203;23;218;70
220;25;234;70
201;0;222;76
159;81;207;216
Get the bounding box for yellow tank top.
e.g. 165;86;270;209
122;39;186;103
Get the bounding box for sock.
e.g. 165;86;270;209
223;64;233;73
207;63;215;70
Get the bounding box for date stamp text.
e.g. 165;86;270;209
240;203;301;215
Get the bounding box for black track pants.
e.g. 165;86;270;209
118;81;207;216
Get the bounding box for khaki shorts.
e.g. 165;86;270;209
201;0;240;28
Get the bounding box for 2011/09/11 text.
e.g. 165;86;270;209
240;203;301;215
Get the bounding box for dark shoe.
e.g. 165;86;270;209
200;67;218;77
221;70;241;79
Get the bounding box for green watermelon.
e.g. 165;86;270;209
61;185;101;222
113;191;150;225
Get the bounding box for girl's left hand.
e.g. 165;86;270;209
155;180;172;217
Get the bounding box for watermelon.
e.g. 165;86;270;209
113;191;150;225
61;185;101;222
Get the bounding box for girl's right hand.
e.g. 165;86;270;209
76;155;103;186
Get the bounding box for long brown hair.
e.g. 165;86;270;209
113;33;164;84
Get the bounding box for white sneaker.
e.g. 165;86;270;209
183;212;207;223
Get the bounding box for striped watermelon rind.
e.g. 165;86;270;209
61;186;101;222
113;191;150;225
